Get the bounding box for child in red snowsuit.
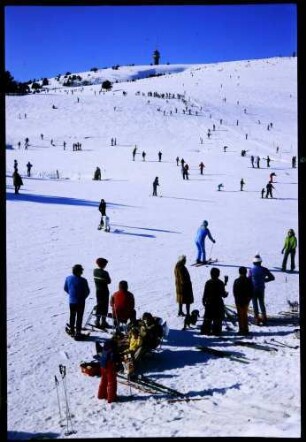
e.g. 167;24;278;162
97;336;120;403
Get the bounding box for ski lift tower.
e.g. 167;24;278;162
153;49;160;65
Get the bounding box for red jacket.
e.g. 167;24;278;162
110;289;135;321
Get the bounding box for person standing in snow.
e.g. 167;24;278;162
98;199;107;227
200;267;228;336
250;155;255;168
152;177;159;196
176;156;180;166
132;146;137;161
93;258;112;328
158;151;162;162
93;167;101;180
265;182;274;198
97;335;121;403
281;229;297;272
12;170;23;194
174;255;194;317
248;254;275;325
199;162;205;175
26;162;33;177
256;156;260;168
266;155;271;168
195;220;216;264
233;267;253;335
142;151;146;161
64;264;90;337
240;178;245;191
261;188;266;198
292;156;296;168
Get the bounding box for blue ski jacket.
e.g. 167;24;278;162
195;226;214;244
248;265;275;291
64;274;90;304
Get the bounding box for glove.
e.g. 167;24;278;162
213;239;216;243
281;249;284;254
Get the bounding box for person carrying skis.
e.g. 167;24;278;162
194;220;216;264
281;229;297;272
248;254;275;325
12;170;23;194
110;280;136;326
152;177;159;196
233;267;253;335
93;258;112;328
98;198;106;227
97;335;121;403
64;264;90;338
174;255;194;317
200;267;228;336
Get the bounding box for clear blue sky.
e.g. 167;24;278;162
5;4;297;82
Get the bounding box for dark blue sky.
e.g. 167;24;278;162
5;4;297;82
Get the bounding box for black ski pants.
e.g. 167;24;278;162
282;249;296;271
69;302;85;334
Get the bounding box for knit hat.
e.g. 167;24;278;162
253;254;262;263
96;257;108;268
177;255;186;262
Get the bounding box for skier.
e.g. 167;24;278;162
199;162;205;175
233;267;253;335
256;156;260;168
176;156;180;166
248;254;275;325
174;255;194;317
64;264;90;338
240;178;245;191
93;258;112;328
261;188;266;198
12;170;23;194
266;155;271;168
97;335;121;403
223;146;228;152
182;164;189;180
281;229;297;272
180;158;185;169
250;155;255;168
158;151;162;162
93;167;101;180
200;267;228;336
26;161;33;177
217;183;224;191
110;280;136;325
194;220;216;264
292;156;296;168
152;177;159;196
132;146;137;161
98;199;106;228
142;151;146;161
265;182;274;198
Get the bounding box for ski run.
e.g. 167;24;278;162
6;57;300;438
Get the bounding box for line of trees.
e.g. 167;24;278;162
3;71;30;94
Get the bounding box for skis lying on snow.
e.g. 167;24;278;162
233;340;278;352
191;258;218;267
264;338;299;350
195;345;250;364
117;372;185;398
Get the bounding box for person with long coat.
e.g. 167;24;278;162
174;255;194;317
201;267;228;336
98;199;106;227
281;229;297;272
12;170;23;194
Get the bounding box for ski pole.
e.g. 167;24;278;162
54;375;63;423
208;242;214;261
59;364;76;436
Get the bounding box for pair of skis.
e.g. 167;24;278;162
54;364;77;436
191;258;218;267
65;323;91;340
195;344;250;364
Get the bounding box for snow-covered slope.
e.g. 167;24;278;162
6;56;300;439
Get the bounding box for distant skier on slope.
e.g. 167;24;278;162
152;177;159;196
194;220;216;264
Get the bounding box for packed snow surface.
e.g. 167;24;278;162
6;57;300;439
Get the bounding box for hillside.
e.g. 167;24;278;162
6;56;300;439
